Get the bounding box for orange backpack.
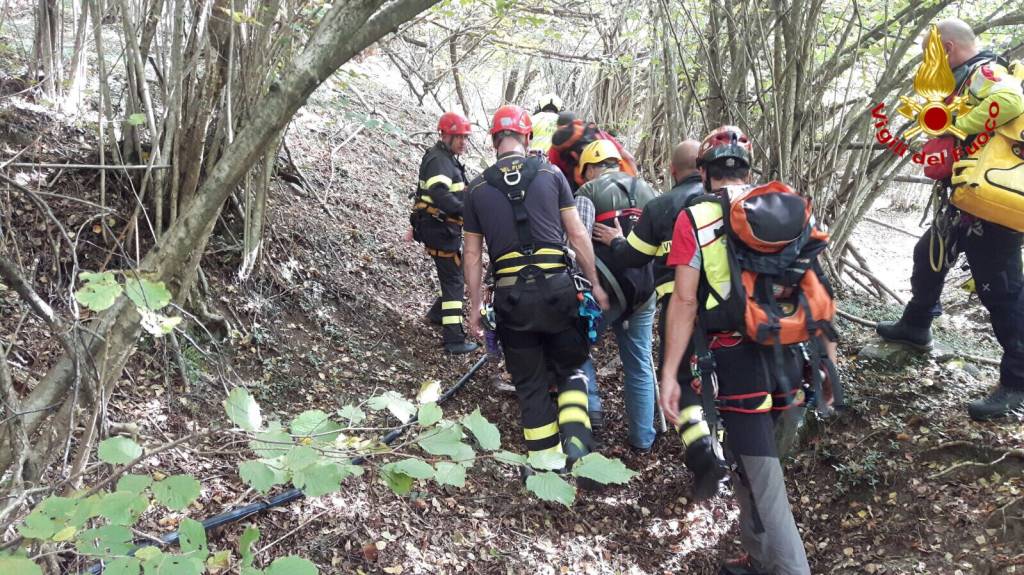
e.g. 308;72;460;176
694;181;836;346
689;182;839;419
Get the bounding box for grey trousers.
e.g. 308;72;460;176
724;405;811;575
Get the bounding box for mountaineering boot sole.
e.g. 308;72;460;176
875;320;934;351
967;386;1024;421
444;341;480;355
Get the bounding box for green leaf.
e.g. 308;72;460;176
366;391;416;424
416;380;441;404
266;556;318;575
139;309;182;337
141;553;203;575
75;271;123;311
225;387;262;432
338;463;364;480
380;468;414;496
250;422;291;458
98;491;149;525
462;408;501;451
105;557;141;575
337;405;365;425
117;474;153;494
152;475;201;511
417;424;474;463
52;525;77;541
98;436;143;465
527;450;566;471
76;525;134;556
383;459;434;480
417;402;442;427
290;410;342;441
284;445;318;471
18;496;77;539
433;462;466;487
493;451;528;466
0;555;43;575
570;453;637;485
239;525;260;568
178;518;209;561
127;113;146;126
293;462;344;497
123;276;172;310
135;547;162;561
239;459;286;493
525;472;576;507
67;494;101;527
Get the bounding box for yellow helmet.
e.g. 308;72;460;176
580;139;622;168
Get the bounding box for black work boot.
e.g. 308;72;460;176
444;341;479;354
519;464;534;485
563;436;600;491
685;437;729;501
967;386;1024;421
875;319;933;350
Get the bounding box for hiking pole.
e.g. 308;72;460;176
650;351;668;433
84;354;489;574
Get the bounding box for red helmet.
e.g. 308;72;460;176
438;112;472;136
490;105;533;136
698;125;752;167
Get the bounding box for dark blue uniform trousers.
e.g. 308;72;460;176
901;219;1024;390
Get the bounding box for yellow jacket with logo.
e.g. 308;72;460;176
954;59;1024;135
529;111;559;154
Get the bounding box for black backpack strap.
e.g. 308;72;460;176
691;321;720;432
484;157;541;254
611;177;639;210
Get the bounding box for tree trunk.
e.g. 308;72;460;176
0;0;443;475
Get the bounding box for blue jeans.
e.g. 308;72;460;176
584;296;658;449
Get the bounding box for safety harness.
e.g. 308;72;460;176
484;156;568;280
413;199;464;226
425;247;461;266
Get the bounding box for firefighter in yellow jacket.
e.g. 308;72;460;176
877;18;1024;420
529;93;562;155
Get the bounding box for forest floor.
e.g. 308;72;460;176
1;54;1023;574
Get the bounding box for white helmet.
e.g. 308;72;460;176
537;93;562;113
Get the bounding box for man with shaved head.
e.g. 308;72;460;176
877;18;1024;420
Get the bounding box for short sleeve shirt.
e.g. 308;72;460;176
666;209;701;270
463;154;576;260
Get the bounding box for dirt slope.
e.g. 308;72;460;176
1;56;1022;574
